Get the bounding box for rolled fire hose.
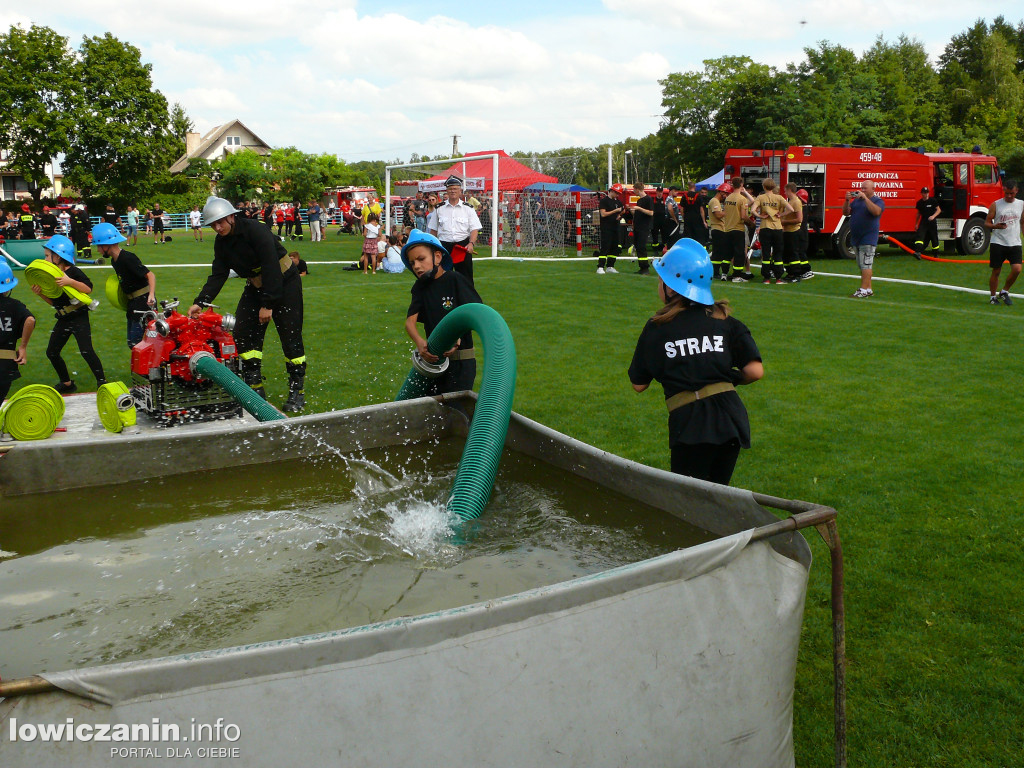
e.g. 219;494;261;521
24;259;99;308
0;384;65;440
105;273;129;311
96;381;137;433
189;351;286;422
394;303;517;522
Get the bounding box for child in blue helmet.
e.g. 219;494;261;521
93;222;156;348
628;238;763;485
30;234;106;394
402;230;483;395
0;262;36;404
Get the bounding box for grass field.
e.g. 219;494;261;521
5;230;1023;767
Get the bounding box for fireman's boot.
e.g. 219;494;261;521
241;356;267;400
283;361;306;413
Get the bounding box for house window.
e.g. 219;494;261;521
226;136;241;147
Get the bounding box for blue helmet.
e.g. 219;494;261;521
92;222;126;246
400;229;452;273
653;238;714;305
43;234;76;265
0;261;18;292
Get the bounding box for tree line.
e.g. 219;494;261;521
3;18;1021;210
0;23;373;212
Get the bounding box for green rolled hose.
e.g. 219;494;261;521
96;382;137;433
0;384;65;440
189;352;286;422
395;303;517;522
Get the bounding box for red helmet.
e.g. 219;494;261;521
21;203;30;212
796;188;810;203
716;183;733;194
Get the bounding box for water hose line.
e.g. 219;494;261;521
394;303;517;522
0;385;65;440
881;233;988;265
189;352;286;422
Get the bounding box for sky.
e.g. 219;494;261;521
3;2;1020;164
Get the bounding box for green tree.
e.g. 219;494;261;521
62;33;173;207
215;149;272;202
0;24;78;202
861;35;942;147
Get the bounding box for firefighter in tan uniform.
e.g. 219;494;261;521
723;178;755;282
751;178;794;284
708;183;731;280
781;184;813;282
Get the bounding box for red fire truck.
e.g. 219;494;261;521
723;145;1003;257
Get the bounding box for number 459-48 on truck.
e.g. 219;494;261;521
724;145;1003;258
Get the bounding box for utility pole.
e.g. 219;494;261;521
451;135;460;157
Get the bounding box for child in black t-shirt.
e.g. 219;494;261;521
628;239;763;486
402;230;483;395
0;263;36;404
29;235;106;394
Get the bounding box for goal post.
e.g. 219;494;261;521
385;155;500;259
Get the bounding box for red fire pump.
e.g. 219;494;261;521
130;298;243;424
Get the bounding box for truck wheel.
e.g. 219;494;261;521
958;217;990;256
832;222;856;259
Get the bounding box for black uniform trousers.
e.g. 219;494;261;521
47;310;105;385
759;229;785;281
598;226;619;268
726;230;748;275
234;274;305;370
425;359;477;397
915;220;940;251
783;228;809;278
633;222;652;272
440;238;474;285
709;229;729;277
671;439;741;486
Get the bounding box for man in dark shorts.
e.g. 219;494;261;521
984;180;1024;305
152;201;166;244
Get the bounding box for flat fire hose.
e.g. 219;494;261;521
105;273;129;311
96;382;137;433
0;384;65;440
24;259;97;306
881;233;988;265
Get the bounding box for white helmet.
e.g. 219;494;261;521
202;195;239;225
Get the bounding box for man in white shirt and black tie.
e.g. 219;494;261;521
429;175;482;285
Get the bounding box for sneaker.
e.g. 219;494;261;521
731;275;749;283
990;295;1000;305
851;288;873;298
762;278;772;285
606;266;618;274
55;380;76;394
799;271;814;281
1000;290;1013;306
778;276;799;284
596;267;605;274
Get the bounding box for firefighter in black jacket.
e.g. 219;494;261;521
187;196;307;413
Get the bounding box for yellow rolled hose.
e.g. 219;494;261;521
24;259;97;306
105;273;128;311
96;382;137;433
0;384;66;440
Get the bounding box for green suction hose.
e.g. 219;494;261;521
0;384;65;440
395;303;516;522
189;352;286;422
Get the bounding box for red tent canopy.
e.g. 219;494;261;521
424;150;557;192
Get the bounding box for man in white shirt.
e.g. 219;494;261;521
190;206;203;242
984;179;1024;305
429;175;482;284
